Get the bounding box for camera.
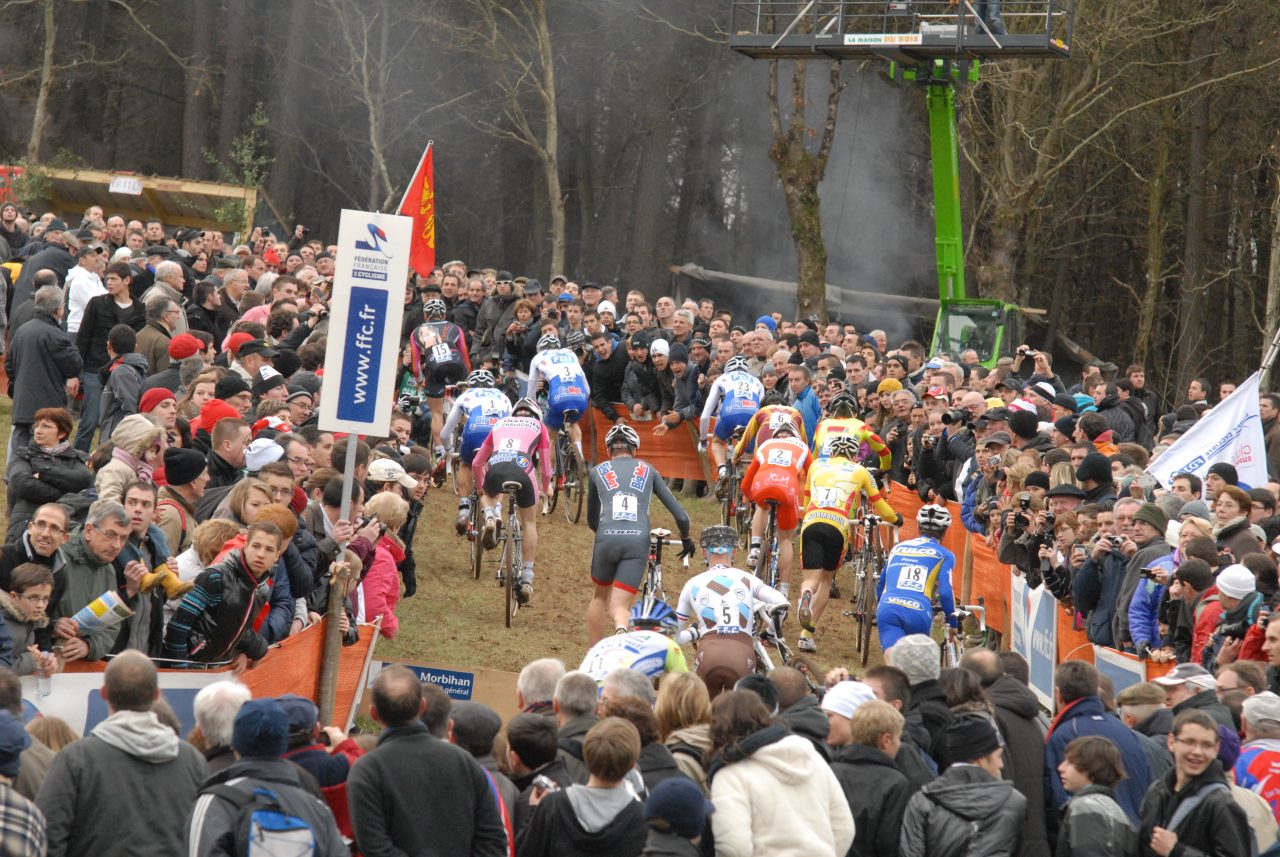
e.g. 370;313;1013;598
1138;567;1157;580
940;408;971;426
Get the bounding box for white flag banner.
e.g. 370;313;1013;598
1146;370;1267;490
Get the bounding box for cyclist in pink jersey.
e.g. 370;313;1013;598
472;397;553;604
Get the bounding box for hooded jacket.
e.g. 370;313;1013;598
1073;546;1128;647
5;441;91;543
161;549;271;663
0;589;41;675
1045;696;1152;829
830;742;910;857
1056;783;1137;857
590;338;630;422
94;413;164;505
517;782;646;857
709;732;855;857
53;528;122;661
900;763;1026;857
778;694;832;761
97;352;151;444
987;675;1050;857
1138;760;1250;857
36;709;206;857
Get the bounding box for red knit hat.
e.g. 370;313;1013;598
139;387;176;414
167;333;201;360
289;486;308;516
227;332;255;356
199;398;241;431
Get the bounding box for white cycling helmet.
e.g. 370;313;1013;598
605;423;640;451
725;356;750;374
512;398;543;421
826;434;861;460
423;298;448;319
917;504;952;533
537;333;561;352
466;369;495;388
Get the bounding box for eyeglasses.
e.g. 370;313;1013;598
90;528;129;546
16;593;49;606
1173;737;1218;753
29;520;65;535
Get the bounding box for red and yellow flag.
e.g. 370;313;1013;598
397;142;435;278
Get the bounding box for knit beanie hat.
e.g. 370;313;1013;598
1207;462;1239;485
163;447;207;486
1008;409;1039;440
1131;503;1168;534
887;634;940;685
1216;564;1257;599
944;714;1001;763
200;398;241;431
139;387;176;414
1075;452;1111;485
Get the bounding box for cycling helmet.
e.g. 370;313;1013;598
917;504;952;533
699;525;738;554
826;434;861;460
725;356;750;374
605;423;640;451
512;397;543;421
565;330;586;350
772;419;799;438
466;369;495;388
761;389;789;407
630;596;678;634
536;333;561;352
424;298;448;320
827;391;858;418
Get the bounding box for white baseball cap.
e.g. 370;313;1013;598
820;681;876;720
367;459;417;489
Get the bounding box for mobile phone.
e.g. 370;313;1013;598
532;775;559;792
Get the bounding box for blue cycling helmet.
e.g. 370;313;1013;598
630;596;678;634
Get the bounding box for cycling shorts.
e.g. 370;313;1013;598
694;631;757;698
483;461;535;508
461;426;493;463
876;600;933;651
546;387;588;431
590;534;649;593
423;360;467;399
714;409;755;442
749;477;800;531
801;521;846;572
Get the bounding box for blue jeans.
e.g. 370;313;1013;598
73;371;104;452
975;1;1006;35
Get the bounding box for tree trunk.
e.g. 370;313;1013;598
534;0;565;277
1263;162;1280;391
27;0;56;163
267;0;313;220
216;0;252;163
628;131;672;295
182;0;218;178
1134;120;1172;366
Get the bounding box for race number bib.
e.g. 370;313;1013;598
810;485;849;508
734;382;755;398
895;564;928;593
499;436;522;452
431;343;451;362
613;492;638;521
766;448;793;467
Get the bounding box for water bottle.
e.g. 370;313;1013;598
34;656;51;697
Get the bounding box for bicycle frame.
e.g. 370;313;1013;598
500;482;524;627
642;528;686;604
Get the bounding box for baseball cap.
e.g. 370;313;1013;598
1029;381;1057;400
981;432;1012;448
1153;662;1216;690
238;339;279;359
556;291;574;303
820;681;876;719
368;458;418;489
1243;692;1280;727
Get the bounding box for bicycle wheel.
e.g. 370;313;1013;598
563;443;584;524
858;577;874;667
720;464;733;527
469;498;483;580
503;512;519;628
734;479;752;547
545;438;563;514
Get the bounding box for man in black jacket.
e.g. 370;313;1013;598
11;221;74;310
1139;710;1249;857
589;330;629;425
5;285;82;458
771;666;830;760
825;689;911;857
348;666;506;857
206;418;250;490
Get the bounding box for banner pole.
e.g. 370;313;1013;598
319;435;360;723
1260;324;1280;392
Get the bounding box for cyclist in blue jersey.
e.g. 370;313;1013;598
876;504;958;652
698;356;764;496
578;597;688;686
441;369;513;534
526;333;590;460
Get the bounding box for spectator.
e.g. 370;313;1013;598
1154;663;1234;729
861;663;939;792
555;669;600;784
155;447;209;554
654;671;713;791
5;285;82;458
826;686;911;857
186;697;346;856
1139;710;1250;857
36;651;206;857
640;777;712;857
589;330;630;424
50;500;135;663
1115;681;1174;781
0;667;54;801
4;407;90;542
770;667;830;761
96;325;149;442
95;414;165;505
354;492;406;639
706;690;853;857
277;693;365;844
518;716;646;857
1214;485;1263;561
518;657;566;717
600;694;688;792
449;701;518;819
135;296;180;376
1045;661;1151;827
1073;497;1140;647
191;680;252;775
206;417;251;489
1055;736;1138;857
901;714;1025;857
505;713;573;835
0;709;45;856
347;665;506;856
887;633;953;756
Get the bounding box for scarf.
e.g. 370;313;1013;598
111;445;154;482
706;722;790;782
1212;515;1248;540
38;441;69;456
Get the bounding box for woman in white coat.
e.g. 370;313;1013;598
707;689;854;857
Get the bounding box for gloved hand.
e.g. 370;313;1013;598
894;512;905;527
697;439;707;453
679;538;697;560
397;395;416;413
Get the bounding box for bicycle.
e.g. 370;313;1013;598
938;598;987;668
638;527;687;605
755;500;782;588
720;429;751;546
431;382;467;488
465;485;484;580
848;509;894;667
542;410;584;524
496;481;525;628
750;602;821;694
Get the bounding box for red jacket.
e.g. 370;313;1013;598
1191;585;1221;666
357;536;403;639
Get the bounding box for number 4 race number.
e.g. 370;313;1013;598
613;492;638;521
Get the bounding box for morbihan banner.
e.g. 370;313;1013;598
1010;572;1057;710
318;210;413;439
1146;370;1267;492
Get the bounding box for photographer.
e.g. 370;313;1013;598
1072;497;1141;648
916;403;975;502
1111;503;1173;652
1041;512;1084;604
962;433;1011;536
997;489;1054;588
882;390;915;483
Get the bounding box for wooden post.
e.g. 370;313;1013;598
318;436;359;723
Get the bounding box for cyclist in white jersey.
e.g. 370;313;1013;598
578;597;688;686
441;369;513;534
526;334;590;460
699;356;765;494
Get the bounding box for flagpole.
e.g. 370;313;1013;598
1261;324;1280;392
397;140;433;214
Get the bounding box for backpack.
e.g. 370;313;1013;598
204;783;316;857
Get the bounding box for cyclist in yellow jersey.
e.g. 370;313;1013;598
811;392;892;472
795;433;901;653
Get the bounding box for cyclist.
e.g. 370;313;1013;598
675;525;788;697
876;504;958;652
525;332;590;461
578;597;689;685
472;397;552;605
699;355;764;496
796;433;901;653
739;419;810;597
442;369;513;534
586;423;695;644
732;390;810;457
811;391;892;471
410;298;472;466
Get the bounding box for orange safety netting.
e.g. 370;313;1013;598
584;405;712;482
1057;609;1094;665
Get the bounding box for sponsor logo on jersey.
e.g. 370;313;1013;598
597;462;619;490
893;547;941;559
885;595;927;611
630;462;649;491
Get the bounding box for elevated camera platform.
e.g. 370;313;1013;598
729;1;1073;65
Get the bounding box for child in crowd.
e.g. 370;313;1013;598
1056;735;1138;857
0;563;58;676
